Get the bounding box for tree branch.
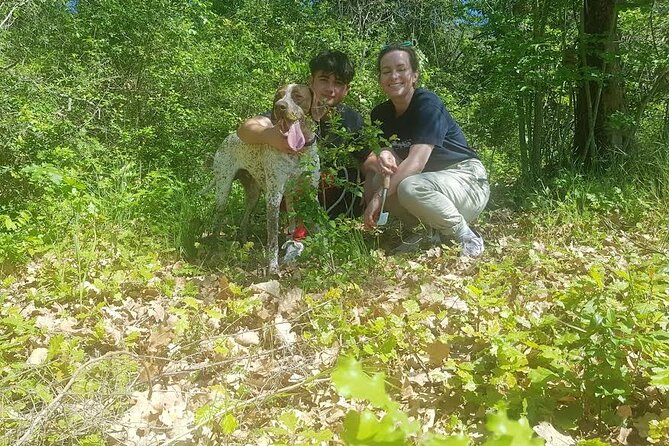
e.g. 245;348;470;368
1;0;29;29
13;351;142;446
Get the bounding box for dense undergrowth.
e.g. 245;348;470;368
1;160;668;445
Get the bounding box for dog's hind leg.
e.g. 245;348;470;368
236;170;260;242
212;168;236;235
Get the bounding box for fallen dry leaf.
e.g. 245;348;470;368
273;315;297;348
442;295;468;312
217;275;233;300
234;330;260;347
315;343;340;367
408;372;430;387
148;302;166;322
424;340;450;365
110;384;194;444
278;287;303;316
148;326;174;351
26;347;48;365
533;422;575;446
252;280;281;298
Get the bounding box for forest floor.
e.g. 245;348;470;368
1;197;668;445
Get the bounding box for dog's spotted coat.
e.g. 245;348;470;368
211;84;320;274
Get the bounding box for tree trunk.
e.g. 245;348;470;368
517;96;529;179
573;0;626;170
531;92;544;175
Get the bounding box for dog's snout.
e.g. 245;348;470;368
273;84;309;124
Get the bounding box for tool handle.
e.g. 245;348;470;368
383;175;390;189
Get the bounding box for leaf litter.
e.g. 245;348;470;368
1;210;668;444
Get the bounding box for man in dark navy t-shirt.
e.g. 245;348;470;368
362;44;490;258
237;50;365;262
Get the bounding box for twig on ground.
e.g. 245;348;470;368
13;351;142;446
158;376;330;446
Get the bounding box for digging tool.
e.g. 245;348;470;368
377;175;390;226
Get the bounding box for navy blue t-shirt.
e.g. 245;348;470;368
370;88;478;171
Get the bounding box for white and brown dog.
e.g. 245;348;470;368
211;84;323;274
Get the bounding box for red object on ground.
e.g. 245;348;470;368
292;224;308;241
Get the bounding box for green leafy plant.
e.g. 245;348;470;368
331;356;545;446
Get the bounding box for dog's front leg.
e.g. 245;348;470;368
309;148;321;190
283;193;297;235
265;191;283;274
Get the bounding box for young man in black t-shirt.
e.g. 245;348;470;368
236;50;365;261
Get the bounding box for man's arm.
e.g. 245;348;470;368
236;116;293;153
362;152;380;177
362;145;433;228
383;144;432;195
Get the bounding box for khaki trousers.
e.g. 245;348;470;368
373;158;490;236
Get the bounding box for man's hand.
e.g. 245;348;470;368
237;116;304;154
363;191;383;229
363;149;399;176
378;150;399;176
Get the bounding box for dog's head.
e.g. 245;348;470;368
271;84;327;152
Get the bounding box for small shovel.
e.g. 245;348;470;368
377;175;390;226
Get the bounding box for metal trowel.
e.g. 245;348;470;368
377;175;390;226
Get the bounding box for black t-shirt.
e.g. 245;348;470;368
318;104;363;149
370;88;478;171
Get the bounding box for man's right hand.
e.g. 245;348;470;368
378;149;399;176
236;116;298;154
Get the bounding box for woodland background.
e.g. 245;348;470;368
1;0;669;445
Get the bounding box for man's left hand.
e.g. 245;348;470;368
363;192;383;228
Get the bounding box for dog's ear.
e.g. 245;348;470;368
309;87;329;122
271;85;287;124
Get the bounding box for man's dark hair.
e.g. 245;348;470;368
309;50;355;84
376;44;420;74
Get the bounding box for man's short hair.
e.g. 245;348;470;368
376;43;420;74
309;50;355;84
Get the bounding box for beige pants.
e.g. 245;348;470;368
373;158;490;236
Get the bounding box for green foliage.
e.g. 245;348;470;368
332;357;548;445
483;411;544;446
1;0;669;444
648;416;669;444
332;356;393;408
332;356;449;445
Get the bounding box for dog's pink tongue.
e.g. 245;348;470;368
286;121;305;151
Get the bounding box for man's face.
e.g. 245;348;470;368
309;70;350;107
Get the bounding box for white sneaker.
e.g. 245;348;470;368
281;240;304;264
460;229;484;258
